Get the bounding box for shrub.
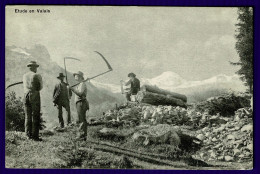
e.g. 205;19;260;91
6;92;25;131
194;92;250;117
5;91;45;131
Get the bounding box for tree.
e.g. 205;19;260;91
231;7;253;93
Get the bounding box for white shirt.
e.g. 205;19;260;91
23;71;43;94
74;82;87;103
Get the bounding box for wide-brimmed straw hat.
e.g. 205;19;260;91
73;71;84;78
57;73;66;79
128;72;136;77
27;61;39;67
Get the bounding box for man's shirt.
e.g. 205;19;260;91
23;71;43;94
74;82;87;103
125;77;140;95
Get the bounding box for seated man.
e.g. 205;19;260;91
122;72;140;101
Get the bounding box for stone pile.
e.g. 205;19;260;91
101;103;191;128
194;107;253;162
102;103;143;128
141;105;189;125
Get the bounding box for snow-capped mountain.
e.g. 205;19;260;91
141;71;187;89
141;72;246;92
93;71;246;103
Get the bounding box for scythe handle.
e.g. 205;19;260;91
71;69;112;88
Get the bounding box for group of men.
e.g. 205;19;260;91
22;60;140;141
23;61;88;141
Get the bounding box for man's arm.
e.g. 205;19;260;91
53;84;59;99
125;79;131;86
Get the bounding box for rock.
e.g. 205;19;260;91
210;151;216;158
246;144;253;151
151;111;159;118
196;134;205;141
213;126;225;133
224;156;234;162
132;124;180;146
233;149;241;156
227;134;236;140
143;110;151;120
205;132;210;137
241;124;253;132
217;156;224;161
212;137;218;142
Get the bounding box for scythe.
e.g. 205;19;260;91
64;57;81;84
71;51;113;87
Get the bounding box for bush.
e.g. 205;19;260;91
194;92;250;117
6;92;25;131
5;91;45;131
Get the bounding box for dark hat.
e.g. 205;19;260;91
73;71;84;78
57;73;66;79
27;61;39;67
128;72;136;77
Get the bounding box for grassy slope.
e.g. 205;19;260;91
5;125;252;170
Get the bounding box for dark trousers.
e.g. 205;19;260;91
125;92;131;101
57;101;71;128
24;92;41;139
76;100;88;138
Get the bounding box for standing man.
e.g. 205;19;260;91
70;71;89;140
23;61;43;141
53;73;72;128
122;72;140;101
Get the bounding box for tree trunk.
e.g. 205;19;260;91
141;85;187;102
136;91;187;108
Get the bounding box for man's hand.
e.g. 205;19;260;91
53;102;57;107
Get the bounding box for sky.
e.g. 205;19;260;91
6;6;241;84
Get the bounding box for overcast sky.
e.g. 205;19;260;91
6;6;240;84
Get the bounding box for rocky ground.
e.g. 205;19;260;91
5;92;253;169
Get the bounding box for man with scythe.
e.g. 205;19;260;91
68;51;113;140
70;71;89;140
23;61;43;141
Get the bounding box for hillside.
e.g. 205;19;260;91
5;44;124;128
5;99;252;169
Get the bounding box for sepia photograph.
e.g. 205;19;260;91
5;6;253;169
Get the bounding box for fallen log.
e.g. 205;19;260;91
137;91;187;108
141;85;187;102
84;141;210;167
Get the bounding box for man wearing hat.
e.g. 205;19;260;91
123;72;140;101
53;73;72;128
69;71;89;140
23;61;43;141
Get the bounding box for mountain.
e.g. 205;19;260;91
93;71;246;103
5;45;124;128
